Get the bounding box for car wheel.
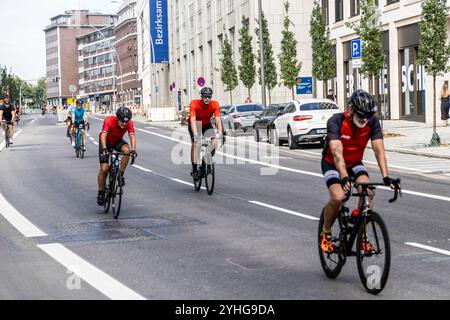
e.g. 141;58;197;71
254;128;260;142
273;127;280;146
288;128;297;150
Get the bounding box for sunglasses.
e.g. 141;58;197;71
355;112;373;120
202;96;212;99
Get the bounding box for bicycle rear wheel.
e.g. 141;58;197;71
112;171;123;219
205;163;215;195
193;162;203;191
5;128;10;148
318;208;346;279
356;211;391;295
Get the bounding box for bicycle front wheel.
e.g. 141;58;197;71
356;211;391;295
103;185;112;214
5;128;10;148
205;163;215;195
318;208;345;279
193;162;203;192
80;137;85;159
112;171;123;219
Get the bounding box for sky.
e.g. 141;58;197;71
0;0;122;82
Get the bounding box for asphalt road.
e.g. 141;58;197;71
0;112;449;300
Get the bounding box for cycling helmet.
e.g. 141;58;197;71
349;90;377;118
76;99;83;106
200;87;213;98
116;106;132;123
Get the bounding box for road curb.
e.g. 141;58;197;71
367;145;450;160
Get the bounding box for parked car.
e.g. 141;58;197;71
253;103;288;142
272;99;341;149
211;105;232;129
222;103;264;136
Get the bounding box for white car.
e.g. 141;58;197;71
272;99;341;149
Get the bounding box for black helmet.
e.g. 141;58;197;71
116;106;132;123
76;99;83;105
349;90;377;117
200;87;213;98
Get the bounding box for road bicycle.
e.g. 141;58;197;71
2;121;13;148
72;123;88;159
193;137;216;195
103;150;136;219
318;178;402;294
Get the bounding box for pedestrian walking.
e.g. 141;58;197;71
326;89;336;101
245;97;252;103
440;83;450;127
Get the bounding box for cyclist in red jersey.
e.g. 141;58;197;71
188;87;224;179
97;107;137;206
320;90;399;253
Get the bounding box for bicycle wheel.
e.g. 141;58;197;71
112;171;123;219
205;163;215;195
103;176;113;214
356;211;391;295
5;128;10;148
193;162;203;191
80;137;85;159
318;208;346;279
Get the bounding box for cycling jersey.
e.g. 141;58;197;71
0;104;14;121
322;112;383;167
67;105;75;118
73;107;86;123
99;116;135;146
187;100;221;128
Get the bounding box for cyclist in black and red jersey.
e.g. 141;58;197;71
97;106;137;206
320;90;399;253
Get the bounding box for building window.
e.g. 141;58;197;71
350;0;360;17
322;0;329;25
335;0;343;22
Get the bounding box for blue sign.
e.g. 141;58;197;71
351;39;361;59
150;0;169;64
296;77;313;95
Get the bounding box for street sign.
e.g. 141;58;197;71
352;58;362;68
351;39;361;59
69;85;77;93
296;77;313;95
197;76;206;87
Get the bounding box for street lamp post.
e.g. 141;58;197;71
258;0;267;107
180;0;193;106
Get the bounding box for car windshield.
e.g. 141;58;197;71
300;102;338;111
236;104;263;112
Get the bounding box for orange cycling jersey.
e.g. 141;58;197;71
187;100;221;128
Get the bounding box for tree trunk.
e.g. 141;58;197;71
368;75;374;96
433;76;436;134
323;80;327;99
375;76;381;119
292;86;295;100
230;90;233;105
248;87;251;100
268;89;272;105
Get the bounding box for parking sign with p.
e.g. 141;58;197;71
351;39;361;59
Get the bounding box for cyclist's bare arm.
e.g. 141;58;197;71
190;116;198;138
100;132;108;151
329;140;349;179
129;134;136;152
372;139;390;182
216;116;223;135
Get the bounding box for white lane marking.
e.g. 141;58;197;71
137;128;450;203
30;119;37;124
249;201;319;221
0;130;22;151
405;242;450;256
37;243;146;300
133;165;207;190
90;116;104;121
0;193;47;238
171;178;207;190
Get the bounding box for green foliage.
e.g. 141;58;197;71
0;66;46;106
220;35;239;103
279;1;302;98
310;0;335;83
238;16;257;97
255;12;278;102
346;0;384;80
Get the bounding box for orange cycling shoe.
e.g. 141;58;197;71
321;232;334;253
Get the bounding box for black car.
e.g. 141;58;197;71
253;103;288;142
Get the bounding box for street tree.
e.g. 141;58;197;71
220;35;239;104
310;0;335;97
238;16;257;99
279;1;302;99
347;0;384;111
255;12;278;104
418;0;450;146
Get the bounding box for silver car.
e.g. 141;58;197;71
211;105;232;129
222;103;264;136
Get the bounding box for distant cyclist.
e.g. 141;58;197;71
0;97;16;145
187;87;224;179
71;99;89;150
97;107;136;206
320;90;399;253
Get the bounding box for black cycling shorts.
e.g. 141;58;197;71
98;139;129;164
321;160;369;188
188;123;215;143
2;119;14;126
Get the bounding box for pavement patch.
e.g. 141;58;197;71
38;214;205;246
226;255;287;271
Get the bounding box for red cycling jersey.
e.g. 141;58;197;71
187;99;221;128
99;116;135;146
322;112;383;167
